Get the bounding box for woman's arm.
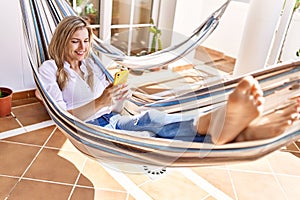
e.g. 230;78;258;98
68;83;131;120
68;84;114;120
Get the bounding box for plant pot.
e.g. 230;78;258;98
0;87;13;117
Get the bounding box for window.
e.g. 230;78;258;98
110;0;154;55
69;0;176;56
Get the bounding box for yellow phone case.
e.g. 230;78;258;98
113;70;129;85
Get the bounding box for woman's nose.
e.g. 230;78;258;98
79;41;85;48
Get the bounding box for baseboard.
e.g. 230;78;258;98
12;89;36;101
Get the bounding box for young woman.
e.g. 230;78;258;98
39;16;300;144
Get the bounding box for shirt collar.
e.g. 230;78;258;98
64;60;88;78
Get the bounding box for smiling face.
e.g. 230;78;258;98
65;28;90;67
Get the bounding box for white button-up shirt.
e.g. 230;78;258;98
39;59;111;121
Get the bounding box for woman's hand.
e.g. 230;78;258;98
110;83;132;113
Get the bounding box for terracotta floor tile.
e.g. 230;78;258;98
24;148;85;184
69;186;95;200
8;179;72;200
127;194;137;200
204;196;217;200
230;171;286;200
76;174;94;188
226;155;272;173
3;126;55;146
0;176;19;199
0;115;21;133
0;142;40;176
77;159;125;191
45;128;67;149
45;128;78;151
276;174;300;199
211;60;235;74
192;166;235;199
12;102;50;126
139;170;209;200
71;187;128;200
124;171;152;186
294;140;300;150
267;151;300;176
93;189;128;200
194;46;225;64
290;151;300;159
106;163;153;186
283;141;300;152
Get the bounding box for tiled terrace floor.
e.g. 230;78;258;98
1;53;300;200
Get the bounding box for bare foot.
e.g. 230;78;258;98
235;100;300;142
196;76;264;144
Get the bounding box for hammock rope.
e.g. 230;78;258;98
19;0;300;167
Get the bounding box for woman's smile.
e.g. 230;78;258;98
65;28;90;64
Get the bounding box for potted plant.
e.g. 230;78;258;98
149;18;163;54
0;87;13;117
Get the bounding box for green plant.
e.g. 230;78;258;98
294;0;300;11
85;3;96;15
0;89;2;98
297;48;300;57
149;19;162;53
69;0;83;6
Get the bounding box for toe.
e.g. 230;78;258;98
235;76;254;94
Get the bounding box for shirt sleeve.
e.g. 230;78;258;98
38;60;67;110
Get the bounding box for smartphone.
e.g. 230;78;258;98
113;70;129;85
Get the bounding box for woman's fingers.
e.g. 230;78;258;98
112;84;131;100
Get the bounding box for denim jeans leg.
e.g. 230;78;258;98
115;110;172;132
87;112;118;129
116;110;197;137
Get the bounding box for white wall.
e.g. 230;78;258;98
173;0;249;58
173;0;299;72
0;0;35;92
281;11;300;61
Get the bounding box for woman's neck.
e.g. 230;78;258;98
68;61;81;69
69;61;84;78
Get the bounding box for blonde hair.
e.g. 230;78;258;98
48;16;94;90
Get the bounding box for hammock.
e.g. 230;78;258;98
19;0;300;167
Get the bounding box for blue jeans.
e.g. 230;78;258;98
87;110;209;142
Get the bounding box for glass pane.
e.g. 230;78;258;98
111;27;152;55
131;26;151;55
133;0;152;24
112;0;153;25
69;0;100;24
112;0;132;25
111;28;130;53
